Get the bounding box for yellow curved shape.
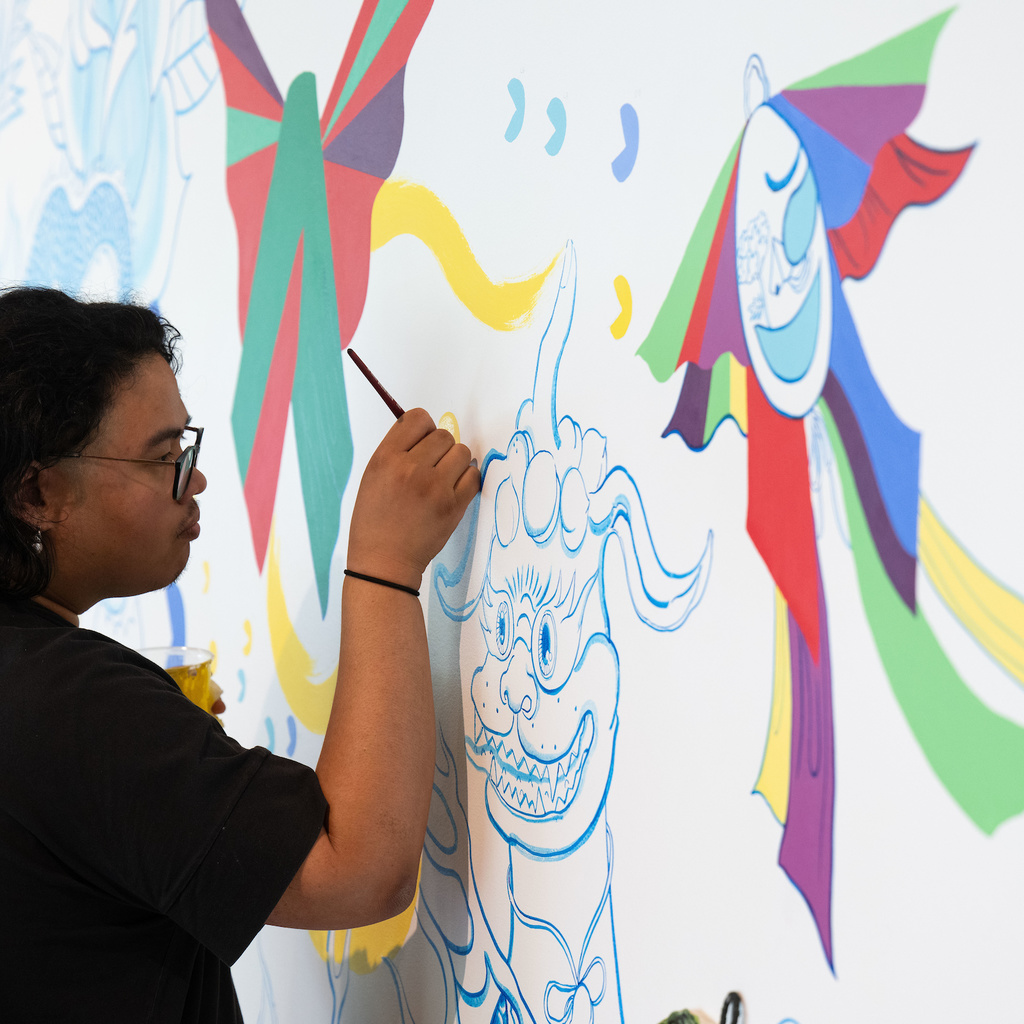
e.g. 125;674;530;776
610;275;632;339
242;620;253;657
308;861;421;972
371;179;559;331
919;496;1024;686
266;521;338;734
754;587;792;824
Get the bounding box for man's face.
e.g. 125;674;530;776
41;353;206;616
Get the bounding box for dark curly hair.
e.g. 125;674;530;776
0;286;181;599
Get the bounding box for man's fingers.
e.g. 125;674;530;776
382;408;436;452
453;461;482;509
413;426;457;467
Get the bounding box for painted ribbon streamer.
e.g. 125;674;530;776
820;404;1024;835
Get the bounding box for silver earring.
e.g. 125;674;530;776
31;530;43;554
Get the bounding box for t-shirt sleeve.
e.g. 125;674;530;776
1;629;327;964
167;746;327;963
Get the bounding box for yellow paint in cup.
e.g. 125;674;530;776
140;646;223;721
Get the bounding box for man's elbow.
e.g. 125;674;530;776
373;865;420;922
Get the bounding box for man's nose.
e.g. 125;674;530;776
185;467;208;499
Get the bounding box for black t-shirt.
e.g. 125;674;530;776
0;598;327;1023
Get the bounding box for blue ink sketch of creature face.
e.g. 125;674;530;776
437;243;712;860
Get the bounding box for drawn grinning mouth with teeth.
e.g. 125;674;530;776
467;710;595;817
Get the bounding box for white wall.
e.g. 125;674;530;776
4;1;1022;1020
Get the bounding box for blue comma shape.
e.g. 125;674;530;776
545;97;566;155
505;77;525;142
611;103;639;181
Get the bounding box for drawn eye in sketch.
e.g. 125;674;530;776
533;607;557;682
735;60;833;418
485;589;515;661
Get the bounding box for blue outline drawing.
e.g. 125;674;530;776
9;1;218;301
329;243;712;1022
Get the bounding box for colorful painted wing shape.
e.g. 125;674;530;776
783;7;955;157
319;0;434;349
636;137;744;382
208;0;353;613
829;134;973;280
207;0;283;336
664;352;748;451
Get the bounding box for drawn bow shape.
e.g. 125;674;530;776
206;0;433;612
638;8;1024;968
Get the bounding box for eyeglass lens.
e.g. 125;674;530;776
174;441;200;501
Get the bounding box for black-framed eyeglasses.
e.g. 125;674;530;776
59;426;203;501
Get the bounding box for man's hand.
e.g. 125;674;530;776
346;409;480;591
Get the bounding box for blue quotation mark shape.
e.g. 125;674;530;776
504;78;566;155
611;103;638;181
505;78;525;141
545;97;566;155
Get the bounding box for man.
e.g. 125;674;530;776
0;286;479;1021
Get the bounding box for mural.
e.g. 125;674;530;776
1;2;1021;1020
637;8;1024;966
206;0;558;613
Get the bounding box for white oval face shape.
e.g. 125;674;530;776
734;102;832;417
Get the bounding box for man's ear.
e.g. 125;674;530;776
16;463;70;532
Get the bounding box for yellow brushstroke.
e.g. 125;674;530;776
371;179;559;331
266;521;338;734
729;355;748;435
754;587;792;823
438;411;460;444
202;560;210;594
610;275;632;339
918;496;1024;686
308;862;421;971
242;620;253;657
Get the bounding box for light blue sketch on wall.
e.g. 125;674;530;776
325;243;713;1023
4;0;217;299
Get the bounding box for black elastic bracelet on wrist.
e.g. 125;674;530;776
343;568;420;597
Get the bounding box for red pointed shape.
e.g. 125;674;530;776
746;370;821;661
243;236;303;569
323;162;386;349
829;134;973;280
226;145;277;337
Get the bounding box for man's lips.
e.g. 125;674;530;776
179;504;201;539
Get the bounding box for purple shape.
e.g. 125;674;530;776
323;68;406;179
697;198;749;369
822;371;917;610
206;0;284;106
779;568;835;969
782;85;927;168
664;363;711;450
